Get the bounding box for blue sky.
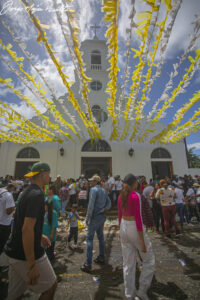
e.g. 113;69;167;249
0;0;200;154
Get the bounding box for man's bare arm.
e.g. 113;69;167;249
6;207;15;215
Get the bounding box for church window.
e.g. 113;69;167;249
91;105;108;125
91;50;101;65
90;81;102;91
82;139;111;152
17;147;40;159
151;148;171;159
91;50;101;70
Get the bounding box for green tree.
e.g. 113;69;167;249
188;147;200;168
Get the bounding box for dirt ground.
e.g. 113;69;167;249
1;211;200;300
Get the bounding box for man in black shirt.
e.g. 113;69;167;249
5;162;57;300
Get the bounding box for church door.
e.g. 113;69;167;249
151;161;173;179
81;157;112;178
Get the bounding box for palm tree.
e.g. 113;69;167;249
188;147;200;168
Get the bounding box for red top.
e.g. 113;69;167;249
118;191;143;231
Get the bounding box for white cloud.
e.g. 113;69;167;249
34;57;75;97
165;0;200;57
188;142;200;151
0;87;10;97
76;0;96;41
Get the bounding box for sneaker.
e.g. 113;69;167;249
73;244;78;249
81;263;92;273
136;290;149;300
94;257;105;265
176;230;181;235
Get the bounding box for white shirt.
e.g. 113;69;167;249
108;177;115;191
115;180;122;191
196;188;200;203
0;188;15;226
186;188;195;198
69;184;76;195
174;188;184;204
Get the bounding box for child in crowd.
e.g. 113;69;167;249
78;184;88;209
46;185;61;216
43;200;58;261
67;204;81;249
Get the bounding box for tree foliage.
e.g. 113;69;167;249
188;147;200;168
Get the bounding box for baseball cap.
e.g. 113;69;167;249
88;174;100;182
24;162;50;178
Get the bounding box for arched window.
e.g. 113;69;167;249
91;50;101;65
151;148;171;159
17;147;40;159
82;139;111;152
91;105;108;124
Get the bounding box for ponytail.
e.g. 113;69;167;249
47;201;53;226
120;184;132;210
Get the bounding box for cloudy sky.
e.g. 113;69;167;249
0;0;200;153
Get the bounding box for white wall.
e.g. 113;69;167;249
0;139;190;182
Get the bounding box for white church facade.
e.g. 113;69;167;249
0;35;190;181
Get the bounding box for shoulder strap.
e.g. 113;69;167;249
0;191;8;198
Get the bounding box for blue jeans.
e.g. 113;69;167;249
176;203;184;227
86;214;106;266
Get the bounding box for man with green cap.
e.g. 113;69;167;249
5;162;57;300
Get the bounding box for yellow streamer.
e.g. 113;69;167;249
102;0;120;140
21;0;97;140
130;0;172;141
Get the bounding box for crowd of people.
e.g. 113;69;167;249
0;165;200;300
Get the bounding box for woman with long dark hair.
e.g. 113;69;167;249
43;200;58;261
118;174;155;300
149;182;165;232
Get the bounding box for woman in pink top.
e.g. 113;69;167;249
118;174;155;300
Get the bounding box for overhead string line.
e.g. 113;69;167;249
130;0;172;141
0;122;45;143
102;0;120;141
115;0;137;135
120;0;160;141
150;48;200;129
140;11;200;141
155;105;200;144
0;100;62;143
0;127;37;144
0;40;78;142
149;89;200;143
0;18;82;138
60;0;101;139
161;120;200;144
0;76;71;143
21;0;98;140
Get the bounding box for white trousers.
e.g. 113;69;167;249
120;220;155;300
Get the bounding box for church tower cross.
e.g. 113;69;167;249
90;24;101;39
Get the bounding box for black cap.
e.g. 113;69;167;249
123;173;137;186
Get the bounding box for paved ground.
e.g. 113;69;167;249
1;214;200;300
